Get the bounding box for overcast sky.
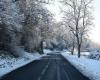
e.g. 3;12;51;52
46;0;100;44
90;0;100;43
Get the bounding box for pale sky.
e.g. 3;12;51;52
46;0;100;44
89;0;100;44
45;0;63;22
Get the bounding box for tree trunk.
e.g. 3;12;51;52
77;36;81;58
71;40;75;55
39;40;44;54
78;44;81;58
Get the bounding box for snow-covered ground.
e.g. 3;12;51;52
0;50;51;78
43;49;52;54
61;51;100;80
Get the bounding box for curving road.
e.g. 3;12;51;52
0;53;90;80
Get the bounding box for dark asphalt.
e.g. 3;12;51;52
0;53;91;80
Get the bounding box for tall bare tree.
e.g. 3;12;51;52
63;0;93;57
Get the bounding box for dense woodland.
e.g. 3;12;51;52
0;0;94;57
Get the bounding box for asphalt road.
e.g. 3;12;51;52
0;53;90;80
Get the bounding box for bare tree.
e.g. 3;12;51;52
63;0;93;57
69;31;75;55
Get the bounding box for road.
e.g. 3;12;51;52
0;53;90;80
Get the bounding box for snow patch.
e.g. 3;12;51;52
61;51;100;80
43;49;52;54
0;51;46;78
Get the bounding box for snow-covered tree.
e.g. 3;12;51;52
0;0;24;56
0;0;53;56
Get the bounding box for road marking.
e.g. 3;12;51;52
57;65;61;80
63;68;70;80
56;59;61;80
62;64;70;80
41;62;49;75
37;60;50;80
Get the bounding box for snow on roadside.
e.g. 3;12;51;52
0;51;46;78
61;51;100;80
43;49;52;54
